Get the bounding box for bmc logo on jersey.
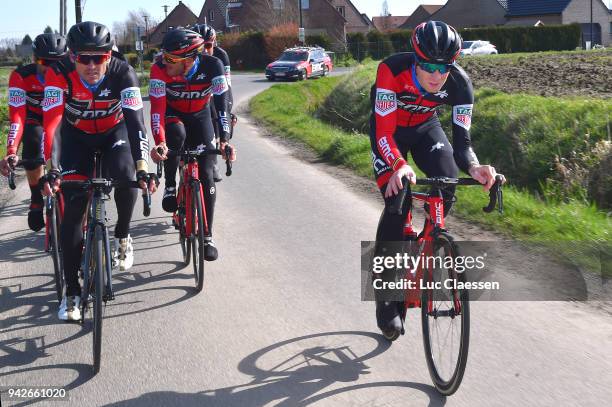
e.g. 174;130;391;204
8;87;26;107
149;79;166;98
375;88;396;117
42;87;63;111
120;87;143;110
453;104;473;130
211;75;229;95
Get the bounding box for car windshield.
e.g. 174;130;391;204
278;51;308;62
462;41;474;49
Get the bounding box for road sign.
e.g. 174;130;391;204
135;41;143;51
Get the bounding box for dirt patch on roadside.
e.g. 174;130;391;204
459;50;612;98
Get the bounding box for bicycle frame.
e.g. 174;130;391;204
175;153;210;238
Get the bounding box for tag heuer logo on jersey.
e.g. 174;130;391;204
374;88;397;117
434;90;448;99
99;88;111;97
120;87;143;110
453;104;473;130
8;87;26;107
149;79;166;98
42;87;63;111
211;75;229;95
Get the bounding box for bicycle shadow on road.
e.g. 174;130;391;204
102;331;446;407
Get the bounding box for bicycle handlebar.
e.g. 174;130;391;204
164;147;233;178
60;178;153;217
388;175;504;215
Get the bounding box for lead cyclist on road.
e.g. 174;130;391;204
370;21;505;339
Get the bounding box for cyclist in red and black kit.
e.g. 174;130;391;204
0;33;67;232
149;28;236;261
371;21;505;339
190;23;234;182
41;21;156;321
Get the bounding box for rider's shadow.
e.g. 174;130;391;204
103;331;446;407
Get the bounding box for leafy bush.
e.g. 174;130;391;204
347;32;368;61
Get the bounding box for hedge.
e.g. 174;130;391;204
460;24;581;53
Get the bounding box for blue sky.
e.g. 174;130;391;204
1;0;610;41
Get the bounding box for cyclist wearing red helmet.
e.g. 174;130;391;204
149;27;236;261
0;33;67;232
370;21;504;339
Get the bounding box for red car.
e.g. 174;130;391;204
265;47;333;81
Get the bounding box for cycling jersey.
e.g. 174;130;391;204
42;53;149;169
149;54;231;144
371;52;478;175
6;64;45;155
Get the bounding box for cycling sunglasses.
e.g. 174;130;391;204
163;52;196;64
417;60;454;74
204;42;214;50
74;53;111;65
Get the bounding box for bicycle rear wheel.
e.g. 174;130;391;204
92;226;104;374
191;181;205;293
48;196;64;302
421;232;470;395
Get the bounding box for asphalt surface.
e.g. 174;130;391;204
1;69;611;406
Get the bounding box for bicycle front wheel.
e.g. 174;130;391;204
92;226;105;374
48;196;64;302
421;232;470;395
191;181;205;293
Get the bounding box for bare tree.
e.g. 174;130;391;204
112;8;159;48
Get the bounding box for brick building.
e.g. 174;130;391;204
148;1;198;46
372;15;410;31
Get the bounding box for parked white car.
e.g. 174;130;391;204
460;40;498;56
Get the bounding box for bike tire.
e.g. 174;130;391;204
191;181;205;293
421;232;470;395
49;196;64;302
92;226;104;374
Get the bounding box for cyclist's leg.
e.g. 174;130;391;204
58;126;94;319
369;116;412;336
410;118;459;216
21;121;45;231
162;116;186;212
102;124;138;270
102;124;137;238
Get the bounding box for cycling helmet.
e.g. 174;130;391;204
32;33;67;59
67;21;114;52
161;28;204;57
191;23;216;43
411;21;462;64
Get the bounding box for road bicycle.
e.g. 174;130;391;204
61;151;155;374
8;157;64;302
385;175;504;395
158;146;231;293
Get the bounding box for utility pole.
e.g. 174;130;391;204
590;0;593;48
75;0;82;23
63;0;67;34
298;0;304;45
59;0;64;35
143;14;149;52
163;5;169;33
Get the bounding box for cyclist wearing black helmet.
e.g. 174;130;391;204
0;33;67;232
40;21;156;321
190;23;234;182
370;21;505;340
149;27;236;262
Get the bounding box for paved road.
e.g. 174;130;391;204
1;71;611;406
